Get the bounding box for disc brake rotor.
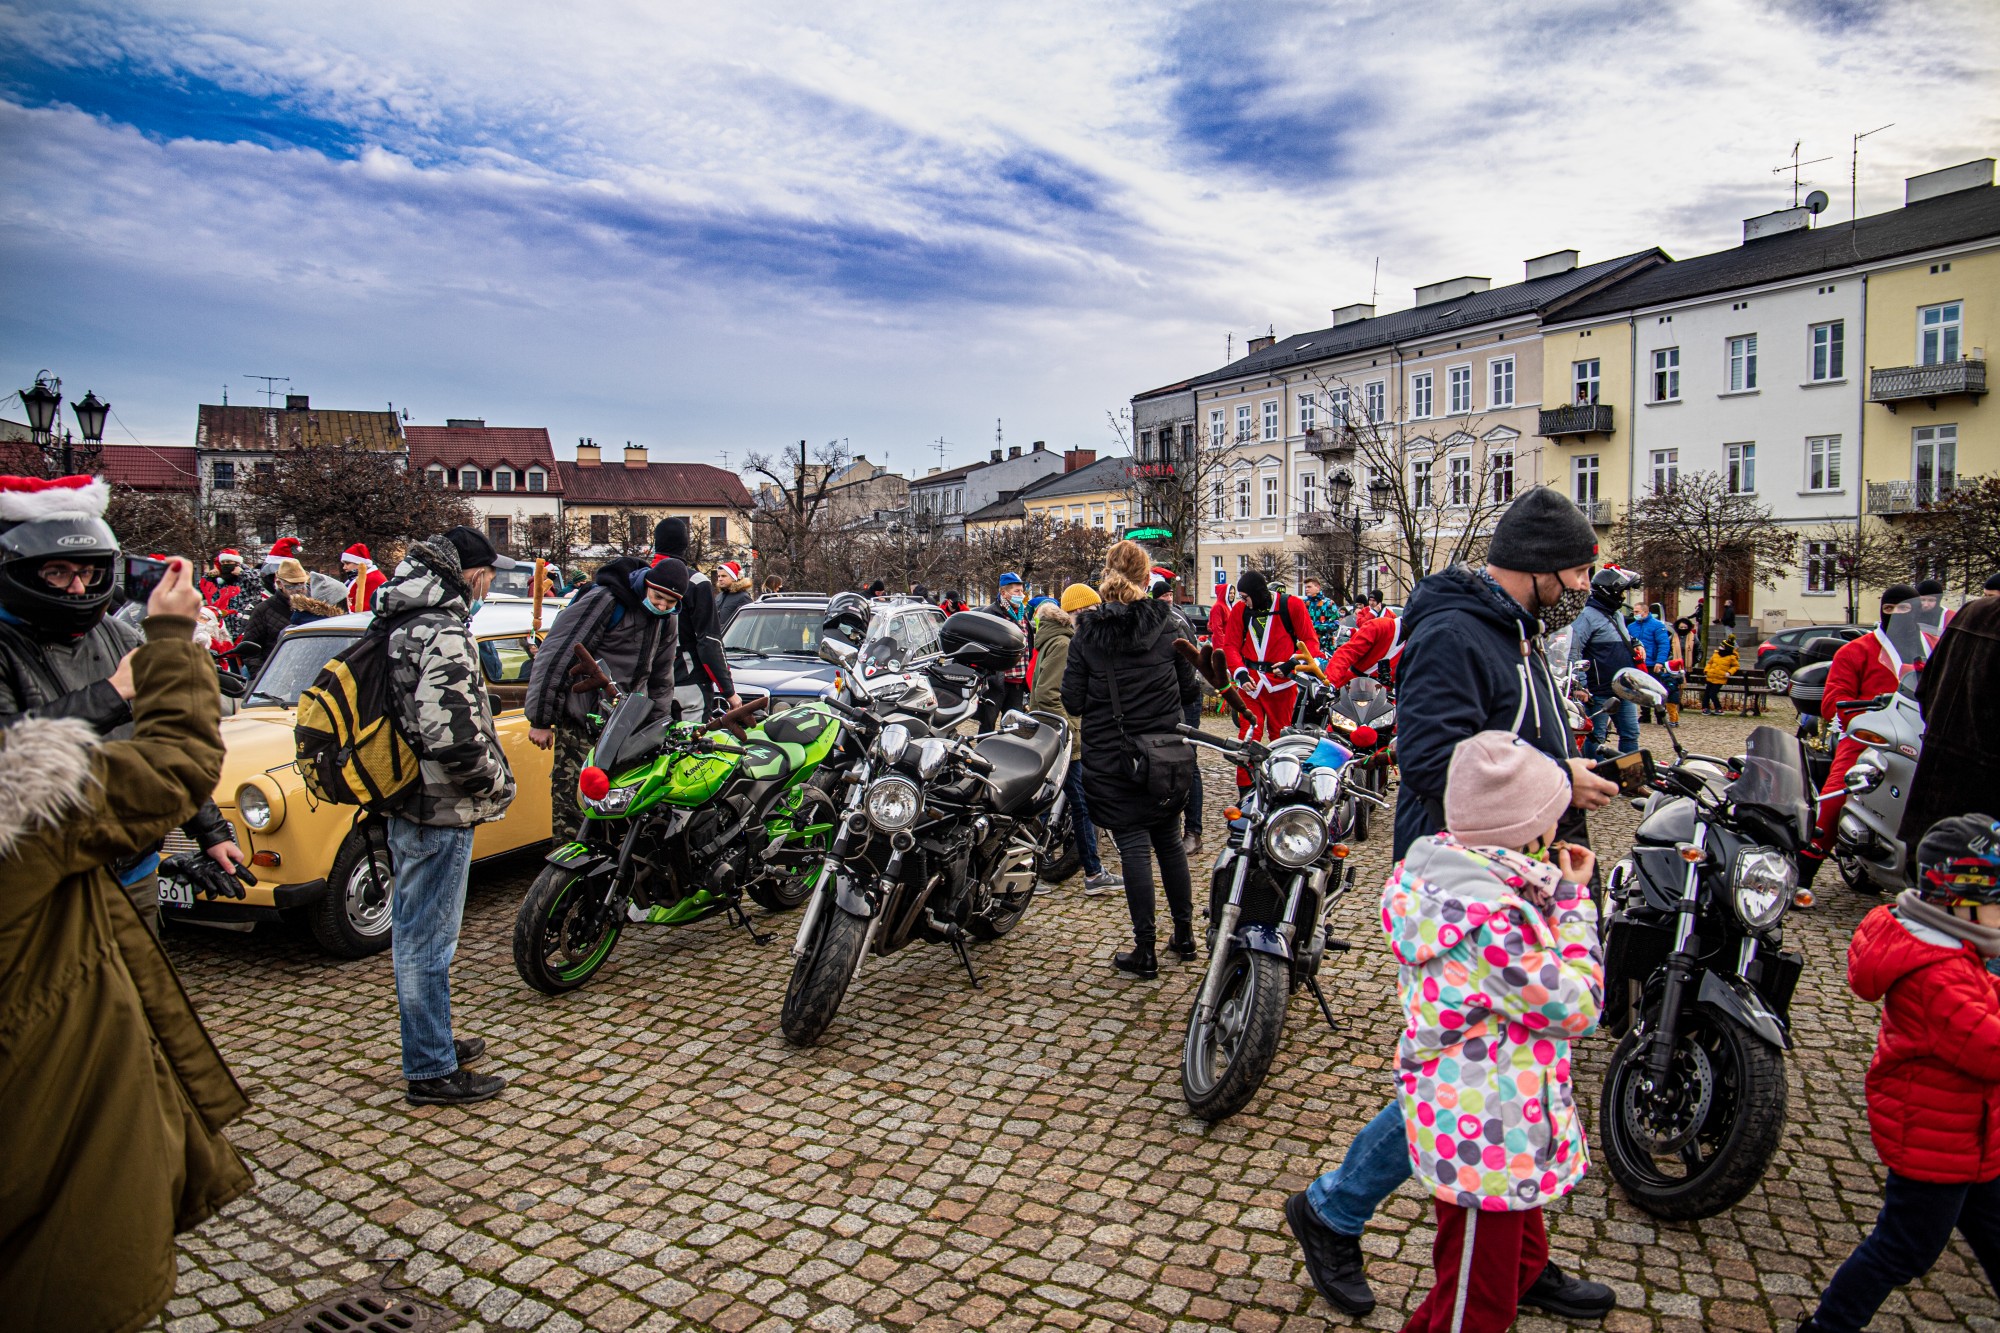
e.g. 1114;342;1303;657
1624;1038;1716;1156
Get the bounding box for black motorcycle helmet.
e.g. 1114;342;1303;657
821;591;871;652
0;506;122;640
1589;565;1641;610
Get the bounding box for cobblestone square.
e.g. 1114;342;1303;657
149;711;1999;1333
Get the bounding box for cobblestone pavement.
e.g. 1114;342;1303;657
148;708;1998;1333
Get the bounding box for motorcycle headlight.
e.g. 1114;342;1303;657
1730;847;1794;931
1267;755;1304;793
588;784;642;815
235;781;281;831
1262;806;1327;868
915;737;951;781
1309;766;1341;804
876;723;911;766
865;775;921;831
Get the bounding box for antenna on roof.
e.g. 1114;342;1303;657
1370;257;1380;309
1770;141;1833;207
1850;122;1894;255
995;417;1003;450
244;374;289;408
222;385;228;406
1225;332;1232;363
934;435;949;469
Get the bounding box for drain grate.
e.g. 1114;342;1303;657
258;1283;459;1333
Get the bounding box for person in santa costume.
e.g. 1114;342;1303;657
1799;583;1923;886
341;542;386;613
1323;607;1401;689
1215;568;1321;784
199;547;251;621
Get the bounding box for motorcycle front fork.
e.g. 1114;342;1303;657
1645;826;1709;1084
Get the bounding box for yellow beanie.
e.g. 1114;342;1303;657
1060;582;1101;613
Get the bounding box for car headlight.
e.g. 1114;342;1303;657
876;722;912;766
1266;755;1304;793
865;775;921;831
1730;847;1794;931
235;781;283;832
1262;805;1327;868
588;784;643;816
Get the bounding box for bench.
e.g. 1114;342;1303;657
1704;668;1772;716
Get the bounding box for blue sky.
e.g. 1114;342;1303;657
1;0;1995;473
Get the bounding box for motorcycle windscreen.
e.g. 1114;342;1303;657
1334;679;1394;725
595;693;663;777
1724;726;1813;848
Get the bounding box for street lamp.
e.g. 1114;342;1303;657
12;372;109;475
18;373;60;438
73;390;109;445
1325;469;1377;602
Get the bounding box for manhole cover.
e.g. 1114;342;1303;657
257;1283;460;1333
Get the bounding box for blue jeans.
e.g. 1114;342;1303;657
386;818;477;1081
1182;701;1205;833
1063;756;1102;876
1588;693;1639;757
1308;1098;1412;1235
1813;1170;2000;1332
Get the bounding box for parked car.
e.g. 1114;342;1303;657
1754;622;1866;693
159;604;555;957
721;594;949;709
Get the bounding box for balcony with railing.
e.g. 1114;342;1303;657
1537;402;1616;438
1866;479;1961;515
1867;359;1986;410
1302;424;1359;456
1577;498;1613;525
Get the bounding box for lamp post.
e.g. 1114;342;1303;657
1325;469;1391;602
14;372;110;476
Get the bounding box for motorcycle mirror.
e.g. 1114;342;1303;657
1843;764;1885;795
818;636;860;668
998;709;1040;738
1611;667;1668;707
215;669;249;699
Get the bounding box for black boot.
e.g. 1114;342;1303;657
1166;925;1197;960
1519;1259;1614;1320
406;1067;506;1106
1797;849;1825;889
1114;941;1158;979
1283;1192;1375;1316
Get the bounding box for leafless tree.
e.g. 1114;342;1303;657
1114;407;1240;585
1800;520;1907;625
241;442;476;574
735;439;851;588
1897;474;2000;598
102;488;211;565
1612;470;1796;654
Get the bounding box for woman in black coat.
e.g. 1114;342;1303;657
1062;540;1202;978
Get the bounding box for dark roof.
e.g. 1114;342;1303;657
1017;455;1132;501
556;460;752;508
1180;250;1667;392
405;425;562;490
965;496;1023;523
909;459;983;488
1558;184;2000;320
195;401;404;453
100;444;198;492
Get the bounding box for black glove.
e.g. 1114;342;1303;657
161;851;255;900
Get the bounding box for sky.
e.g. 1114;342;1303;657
1;0;1996;474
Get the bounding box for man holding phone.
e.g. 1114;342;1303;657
0;474;247;931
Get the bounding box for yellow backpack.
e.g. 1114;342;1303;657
294;610;425;811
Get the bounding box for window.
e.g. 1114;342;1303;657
1298;393;1316;434
1488;356;1515;408
1235;404;1253;442
1647;448;1677;495
1237;555;1251;576
1300;472;1317;513
1804;540;1836;594
1295;552;1309;584
589;514;610;546
1914;425;1957;501
494;468;515;492
1112;508;1125;529
211;460;235;491
1652;347;1680;401
1069;505;1085;525
710;515;728;543
1263;475;1280;517
1329;386;1351;423
629;515;648;546
254;460;273;482
1261;551;1277;575
487;516;510;549
1447;365;1472;415
1447;455;1472;507
1726;442;1757;494
948;489;961;514
1364;381;1386;423
1727;334;1758;391
1810;321;1845;380
1209;408;1226;448
1572;359;1600;405
256;518;277;546
1210;480;1226;521
1091;508;1105;529
211;510;235;538
459;467;480;491
1410;371;1434;419
530;515;552;547
1911;538;1948;585
1139;429;1153;460
527;467;546;492
426;464;446;487
1212;555;1225;584
1179;423;1194;457
1573;455;1600;506
1411;459;1433;508
1262;399;1279;441
1806;435;1841;491
1489;451;1514;503
1235;477;1252;519
1919;301;1962;365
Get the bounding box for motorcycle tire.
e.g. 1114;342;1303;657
1598;1006;1786;1221
780;903;870;1046
1040;804;1083;885
512;862;624;995
970;886;1032;941
1182;951;1289;1122
750;777;841;913
1835;851;1874;894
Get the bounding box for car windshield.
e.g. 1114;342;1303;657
248;631;362;706
488;566;540;597
723;604;826;658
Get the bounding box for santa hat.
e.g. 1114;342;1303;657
718;560;743;583
1151;566;1176;583
269;537;303;558
215;548;242;563
341;543;371;565
0;474;110;523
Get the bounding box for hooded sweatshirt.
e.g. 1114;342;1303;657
525;556;677;730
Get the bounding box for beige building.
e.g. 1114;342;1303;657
557;441;753;566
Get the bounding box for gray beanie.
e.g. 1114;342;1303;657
1486;487;1599;574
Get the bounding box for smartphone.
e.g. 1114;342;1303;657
1592;749;1656;796
123;554;169;605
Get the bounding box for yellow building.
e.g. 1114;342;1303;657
963;453;1131;533
1533;320;1633;552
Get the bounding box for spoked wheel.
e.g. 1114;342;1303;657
780;903;869;1046
1763;665;1792;694
1599;1007;1786;1220
1182;951;1289;1122
512;863;623;994
312;828;396;958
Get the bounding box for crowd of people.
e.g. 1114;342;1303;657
5;468;2000;1333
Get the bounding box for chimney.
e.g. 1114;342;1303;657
928;466;941;476
1414;276;1491;306
1246;334;1276;354
1008;445;1021;459
1743;206;1811;242
1331;303;1374;326
444;417;485;429
1063;447;1096;473
1906;157;1995;205
576;439;601;467
623;442;647;467
284;393;309;411
1524;249;1578;281
990;448;1002;463
1032;440;1046;452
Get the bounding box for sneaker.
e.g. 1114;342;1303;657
1083;870;1123;896
1519;1259;1614;1320
406;1067;507;1106
453;1037;485;1066
1283;1192;1375;1316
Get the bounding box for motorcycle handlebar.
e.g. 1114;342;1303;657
701;696;770;733
818;693;878;730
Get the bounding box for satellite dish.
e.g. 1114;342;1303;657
1804;189;1830;215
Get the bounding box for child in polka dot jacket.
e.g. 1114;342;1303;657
1382;730;1604;1333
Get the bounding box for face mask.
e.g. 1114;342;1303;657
645;600;678;616
467;598;484;616
1536;578;1588;635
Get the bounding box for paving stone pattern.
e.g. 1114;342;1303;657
147;711;1998;1333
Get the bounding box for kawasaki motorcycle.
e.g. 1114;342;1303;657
780;634;1070;1047
1175;723;1379;1121
1597;668;1809;1220
511;687;846;994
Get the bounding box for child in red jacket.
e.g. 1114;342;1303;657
1800;814;2000;1333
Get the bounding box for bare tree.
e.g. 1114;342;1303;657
241;442;475;572
1800;519;1907;625
1612;470;1797;654
1897;474;2000;597
735;439;851;588
102;488;211;564
1115;408;1240;586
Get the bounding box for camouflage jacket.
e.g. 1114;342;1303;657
377;540;516;827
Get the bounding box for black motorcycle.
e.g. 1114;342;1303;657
780;614;1071;1047
1174;723;1380;1121
1597;668;1809;1220
1324;677;1396;842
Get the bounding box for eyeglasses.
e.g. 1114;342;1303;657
38;561;110;592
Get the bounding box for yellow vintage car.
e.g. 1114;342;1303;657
162;603;557;957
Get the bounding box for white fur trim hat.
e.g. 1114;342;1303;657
0;474;110;523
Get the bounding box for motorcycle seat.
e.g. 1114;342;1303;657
762;708;838;749
973;715;1067;814
738;739;803;783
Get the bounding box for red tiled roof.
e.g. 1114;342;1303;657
406;425;562;491
100;444;199;492
196;402;404;453
557;460;752;508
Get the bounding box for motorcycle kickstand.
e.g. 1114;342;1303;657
948;929;982;989
726;897;774;946
1302;973;1341;1035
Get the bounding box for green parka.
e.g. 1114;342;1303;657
0;618;253;1333
1028;605;1081;754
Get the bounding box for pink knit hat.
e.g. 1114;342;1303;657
1444;731;1572;850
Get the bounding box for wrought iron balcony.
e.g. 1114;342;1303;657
1868;359;1986;410
1578;499;1613;525
1866;479;1960;515
1298;510;1340;535
1302;425;1358;456
1537;403;1615;438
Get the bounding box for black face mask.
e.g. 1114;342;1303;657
1534;576;1588;635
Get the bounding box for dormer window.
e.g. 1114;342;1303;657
526;467;546;492
495;469;515;492
426;464;446;487
459;467;479;491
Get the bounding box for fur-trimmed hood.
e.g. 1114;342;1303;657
0;715;95;859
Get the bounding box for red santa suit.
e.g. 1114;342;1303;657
341;543;386;613
1808;624;1917;854
1324;611;1399;689
1216;574;1321;783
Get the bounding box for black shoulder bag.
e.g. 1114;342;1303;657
1104;619;1197;812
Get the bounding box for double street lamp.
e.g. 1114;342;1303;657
17;371;110;475
1325;467;1392;602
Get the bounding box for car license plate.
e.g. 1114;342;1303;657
159;877;193;910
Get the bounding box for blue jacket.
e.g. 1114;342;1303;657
1629;613;1674;677
1568;600;1635;695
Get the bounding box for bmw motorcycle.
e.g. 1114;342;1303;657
1596;668;1809;1220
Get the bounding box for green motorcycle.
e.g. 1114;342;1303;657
511;689;848;993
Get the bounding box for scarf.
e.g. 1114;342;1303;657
1897;889;2000;958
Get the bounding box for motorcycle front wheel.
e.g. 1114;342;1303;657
512;863;623;994
780;902;870;1046
1182;951;1289;1122
1599;1006;1786;1220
